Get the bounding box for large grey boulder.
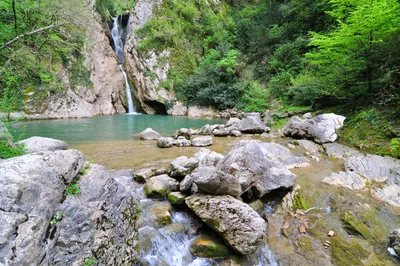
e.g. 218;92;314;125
238;116;269;134
218;140;267;193
17;136;67;153
145;174;179;198
0;150;84;265
185;195;266;255
194;148;224;167
49;164;142;265
192;136;213;147
217;141;297;198
252;167;296;198
140;128;161;140
389;229;400;256
322;171;367;190
157;137;174;148
169;156;199;179
283;113;346;144
344;154;400;184
180;167;242;197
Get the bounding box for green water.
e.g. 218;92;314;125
13;114;224;145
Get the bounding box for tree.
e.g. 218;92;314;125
299;0;400;102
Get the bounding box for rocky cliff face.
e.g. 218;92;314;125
124;0;174;114
25;2;127;119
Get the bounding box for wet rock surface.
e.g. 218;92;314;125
186;195;267;255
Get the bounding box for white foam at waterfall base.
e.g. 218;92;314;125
139;210;278;266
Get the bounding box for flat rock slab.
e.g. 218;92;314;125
17;136;67;153
322;171;367;190
344;154;400;183
186;195;266;255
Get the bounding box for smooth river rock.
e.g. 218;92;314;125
194;148;224;167
185;195;266;255
17;136;68;153
157;137;174;148
144;174;179;198
192;136;213;147
283;113;346;144
140;128;161;140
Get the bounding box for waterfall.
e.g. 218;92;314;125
111;16;136;114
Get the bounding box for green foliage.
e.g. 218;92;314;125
390;138;400;158
95;0;135;21
293;0;400;104
240;81;270;112
0;140;24;159
65;184;80;195
50;211;63;225
83;257;97;266
0;0;93;114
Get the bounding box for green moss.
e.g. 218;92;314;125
331;236;368;266
340;211;372;239
157;213;172;226
297;236;314;253
293;191;309;210
204;218;221;230
190;236;231;259
167;193;185;205
144;185;168;198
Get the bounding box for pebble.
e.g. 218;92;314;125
283;221;290;229
328;230;335;237
298;224;306;234
296;209;305;216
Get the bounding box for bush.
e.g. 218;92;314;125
241;81;270;112
0;141;25;159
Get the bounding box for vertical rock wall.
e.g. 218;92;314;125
124;0;174;114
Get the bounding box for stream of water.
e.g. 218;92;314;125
111;15;136;114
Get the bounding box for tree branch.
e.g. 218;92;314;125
0;22;67;51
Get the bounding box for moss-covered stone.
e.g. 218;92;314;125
297;236;314;253
190;236;231;259
293;191;309;210
340;211;372;239
331;235;369;266
247;200;264;213
168;192;186;205
153;208;172;226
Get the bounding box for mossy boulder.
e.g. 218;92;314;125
190;236;231;259
144;174;179;198
167;192;186;205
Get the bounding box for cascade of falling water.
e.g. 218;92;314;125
111;16;136;114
